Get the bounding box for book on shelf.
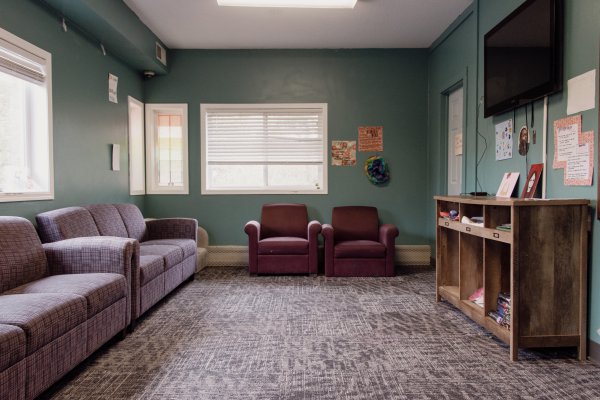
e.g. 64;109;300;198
496;223;511;231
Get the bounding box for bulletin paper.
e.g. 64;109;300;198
358;126;383;152
495;119;513;161
565;131;594;186
331;140;356;166
567;69;596;115
553;115;581;169
108;73;118;103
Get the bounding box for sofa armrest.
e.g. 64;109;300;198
43;236;140;324
146;218;198;241
244;221;260;274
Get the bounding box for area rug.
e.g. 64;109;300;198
42;266;600;399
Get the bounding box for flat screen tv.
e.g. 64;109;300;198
484;0;564;118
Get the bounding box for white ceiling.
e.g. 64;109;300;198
124;0;472;49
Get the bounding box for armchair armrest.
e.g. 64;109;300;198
43;236;140;324
379;224;399;247
244;221;260;274
307;220;322;275
146;218;198;241
322;224;335;276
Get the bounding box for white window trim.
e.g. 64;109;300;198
128;96;145;195
0;26;53;202
200;103;328;195
145;103;189;195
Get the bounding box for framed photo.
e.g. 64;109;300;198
496;172;519;198
521;163;543;198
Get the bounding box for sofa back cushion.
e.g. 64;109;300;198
36;207;100;243
86;204;129;238
260;203;308;240
113;204;147;242
331;206;379;242
0;217;48;292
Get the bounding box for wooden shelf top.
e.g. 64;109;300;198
434;195;589;206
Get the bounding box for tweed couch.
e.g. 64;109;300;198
36;204;198;320
0;216;135;400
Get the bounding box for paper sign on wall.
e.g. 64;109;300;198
108;73;118;103
553;115;581;169
567;69;596;115
331;140;356;166
565;131;594;186
112;144;120;171
358;126;383;152
495;119;513;161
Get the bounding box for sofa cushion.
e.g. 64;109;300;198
258;237;309;255
85;204;129;238
260;203;308;240
144;238;196;259
334;240;386;258
140;244;183;270
5;274;126;318
0;217;48;293
113;204;147;242
331;206;379;242
140;255;164;285
0;324;26;372
36;207;100;243
0;293;87;355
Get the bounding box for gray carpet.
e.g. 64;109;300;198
43;266;600;399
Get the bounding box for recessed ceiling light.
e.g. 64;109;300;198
217;0;357;9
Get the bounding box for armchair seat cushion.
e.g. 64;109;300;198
144;238;196;259
5;274;127;318
258;237;309;255
140;244;183;270
334;240;386;258
140;255;164;285
0;324;26;372
0;293;87;354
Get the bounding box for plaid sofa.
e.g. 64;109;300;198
36;204;198;321
0;216;134;400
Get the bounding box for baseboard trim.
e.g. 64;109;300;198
589;339;600;365
206;244;431;267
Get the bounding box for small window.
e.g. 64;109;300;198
201;103;328;194
128;96;145;195
0;27;53;202
145;103;189;194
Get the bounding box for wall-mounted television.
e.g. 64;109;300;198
484;0;564;118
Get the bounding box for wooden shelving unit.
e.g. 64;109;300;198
434;195;589;361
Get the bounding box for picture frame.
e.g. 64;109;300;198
521;163;543;198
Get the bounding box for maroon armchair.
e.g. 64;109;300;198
323;206;398;277
244;203;321;275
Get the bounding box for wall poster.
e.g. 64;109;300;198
331;140;356;166
358;126;383;152
495;119;513;161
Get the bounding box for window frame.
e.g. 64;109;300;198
145;103;189;195
0;26;53;202
200;103;328;195
128;96;145;195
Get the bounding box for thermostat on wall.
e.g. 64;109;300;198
155;42;167;66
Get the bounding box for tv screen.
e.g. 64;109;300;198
484;0;563;118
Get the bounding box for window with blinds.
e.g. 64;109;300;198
0;27;53;202
201;104;327;194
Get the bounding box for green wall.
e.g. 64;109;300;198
428;0;600;347
0;0;145;221
143;49;429;245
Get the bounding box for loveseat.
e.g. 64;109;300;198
36;204;198;321
0;216;135;400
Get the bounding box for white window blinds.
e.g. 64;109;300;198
0;38;47;84
206;108;324;165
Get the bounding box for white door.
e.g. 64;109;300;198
447;87;463;195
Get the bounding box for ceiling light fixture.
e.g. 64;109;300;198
217;0;357;9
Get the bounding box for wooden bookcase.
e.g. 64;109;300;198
434;195;589;361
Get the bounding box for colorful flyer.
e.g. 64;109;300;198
495;119;513;161
553;115;581;169
331;140;356;166
565;131;594;186
358;126;383;152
